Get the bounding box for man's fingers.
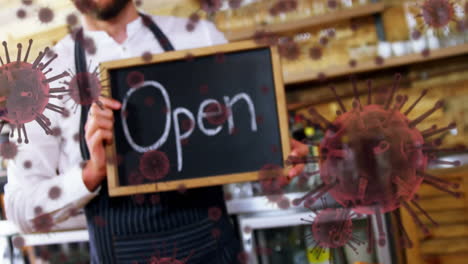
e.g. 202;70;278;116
289;164;305;178
99;97;121;110
85;117;113;139
90;103;114;119
89;129;113;147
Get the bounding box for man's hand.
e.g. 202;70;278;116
287;138;309;179
82;97;121;192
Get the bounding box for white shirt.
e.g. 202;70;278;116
4;15;227;233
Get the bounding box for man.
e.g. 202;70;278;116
5;0;308;263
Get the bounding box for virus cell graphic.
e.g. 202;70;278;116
0;141;18;159
17;9;27;19
309;46;323;60
229;0;243;9
142;51;153;62
139;150;170;181
0;40;69;143
126;71;145;88
415;0;458;32
208;206;222;221
66;13;79;27
278;38;301;61
38;7;54;24
48;186;62;200
22;0;33;5
57;65;105;111
258;164;290;206
32;213;54;232
203;102;231;126
375;56;385;65
133;194;145;205
23;160;32;169
149;245;194;264
289;74;463;247
349;59;357;68
186;13;200;32
135;0;143;7
269;0;298;16
12;236;25;249
253;31;279;46
199;0;222;14
327;0;338;9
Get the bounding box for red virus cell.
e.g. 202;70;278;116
34;206;43;216
94;215;106;227
375;56;385;65
290;74;463;246
200;0;222;14
269;0;298;16
51;126;61;137
211;227;222;239
145;96;156;107
133;194;145;205
177;184;187;194
303;208;363;259
135;0;143;7
73;132;80;142
48;186;62;200
327;0;338;9
243;226;252;234
203;102;231;126
32;213;54;232
412;29;422;40
224;192;233;201
70;32;97;55
229;0;243;9
23;160;32;169
66;13;79;27
126;71;145;88
142;51;153;62
258;164;289;204
0;141;18;159
253;31;279;46
12;236;25;249
186;13;200;32
278;38;301;61
208;206;222;221
327;29;336;38
214;52;225;64
349;59;357;68
139;150;170;181
186;22;196;32
256;115;264;124
22;0;33;5
38;7;54;24
181;118;195;131
309;46;323;60
416;0;457;31
58;66;105;109
149;245;194;264
185;53;195;62
150;194;160;205
17;9;27;19
319;36;329;46
0;40;69;143
422;48;431;57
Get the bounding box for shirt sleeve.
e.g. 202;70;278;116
3;40;100;233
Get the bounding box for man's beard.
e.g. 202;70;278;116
73;0;132;21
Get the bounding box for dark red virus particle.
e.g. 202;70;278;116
258;164;289;204
48;186;62;200
319;36;329;46
416;0;457;31
149;244;194;264
290;74;463;247
126;71;145;88
211;227;221;239
186;13;200;32
309;46;323;60
133;194;145;205
23;160;32;169
303;208;362;258
177;184;187;194
73;132;80;142
185;53;195;62
58;66;104;109
0;141;18;159
199;84;209;94
349;59;357;68
200;0;222;14
0;40;69;143
256;115;264;124
278;38;301;61
224;192;233;201
150;194;160;204
375;56;385;65
145;96;156;107
208;206;222;221
142;51;153;62
422;48;431;57
261;85;269;94
51;126;61;137
38;7;54;24
269;0;298;16
139;150;170;181
22;0;33;5
243;226;252;234
214;52;225;64
17;9;27;19
94;215;106;227
350;19;360;31
412;29;422;40
66;13;79;27
277;196;291;209
135;0;143;7
203;102;231;125
70;32;97;55
32;213;54;232
229;0;243;9
317;72;327;82
34;206;43;216
181;118;195;131
327;29;336;38
327;0;338;9
12;236;25;249
253;31;279;46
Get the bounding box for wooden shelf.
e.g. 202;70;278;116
223;2;385;42
284;42;468;85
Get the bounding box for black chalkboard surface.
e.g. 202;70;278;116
101;41;290;197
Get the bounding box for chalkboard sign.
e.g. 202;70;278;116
101;41;290;197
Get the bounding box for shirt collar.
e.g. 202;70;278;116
81;16;144;43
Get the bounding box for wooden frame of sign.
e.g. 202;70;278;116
101;40;290;197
